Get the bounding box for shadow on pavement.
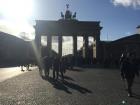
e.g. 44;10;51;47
42;76;72;94
63;80;92;94
67;68;84;72
42;76;92;94
63;76;75;81
134;81;140;84
132;93;140;100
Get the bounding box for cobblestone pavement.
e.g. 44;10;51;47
0;67;140;105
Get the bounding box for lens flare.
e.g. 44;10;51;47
0;0;34;21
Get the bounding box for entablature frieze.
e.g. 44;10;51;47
35;20;102;37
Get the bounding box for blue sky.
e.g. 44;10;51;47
0;0;140;41
32;0;140;40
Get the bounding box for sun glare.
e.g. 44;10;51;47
0;20;35;40
0;0;35;40
0;0;34;21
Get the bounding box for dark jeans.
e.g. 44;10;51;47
59;70;64;80
53;69;59;79
44;68;50;77
126;78;134;94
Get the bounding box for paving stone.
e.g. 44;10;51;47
0;68;140;105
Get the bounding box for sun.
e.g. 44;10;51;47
0;0;34;21
0;0;35;40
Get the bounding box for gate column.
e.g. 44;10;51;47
58;35;62;57
47;35;52;57
83;35;89;64
95;31;101;63
73;35;77;65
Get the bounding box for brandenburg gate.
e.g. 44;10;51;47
35;5;102;63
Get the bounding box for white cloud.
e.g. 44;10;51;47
111;0;140;8
0;19;35;40
125;32;131;35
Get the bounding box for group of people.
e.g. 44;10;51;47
21;64;31;71
120;52;139;97
38;51;139;97
39;55;69;81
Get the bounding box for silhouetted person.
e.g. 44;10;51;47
38;62;43;77
21;64;30;72
59;57;66;80
43;56;51;77
21;66;24;71
53;56;60;80
120;52;139;97
120;52;126;66
120;52;126;76
69;55;74;69
26;64;30;71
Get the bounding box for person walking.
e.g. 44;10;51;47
43;56;52;77
59;57;66;80
52;56;60;80
120;52;139;97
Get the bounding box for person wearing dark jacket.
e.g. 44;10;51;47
59;57;66;80
43;56;51;77
120;52;139;97
52;56;60;80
